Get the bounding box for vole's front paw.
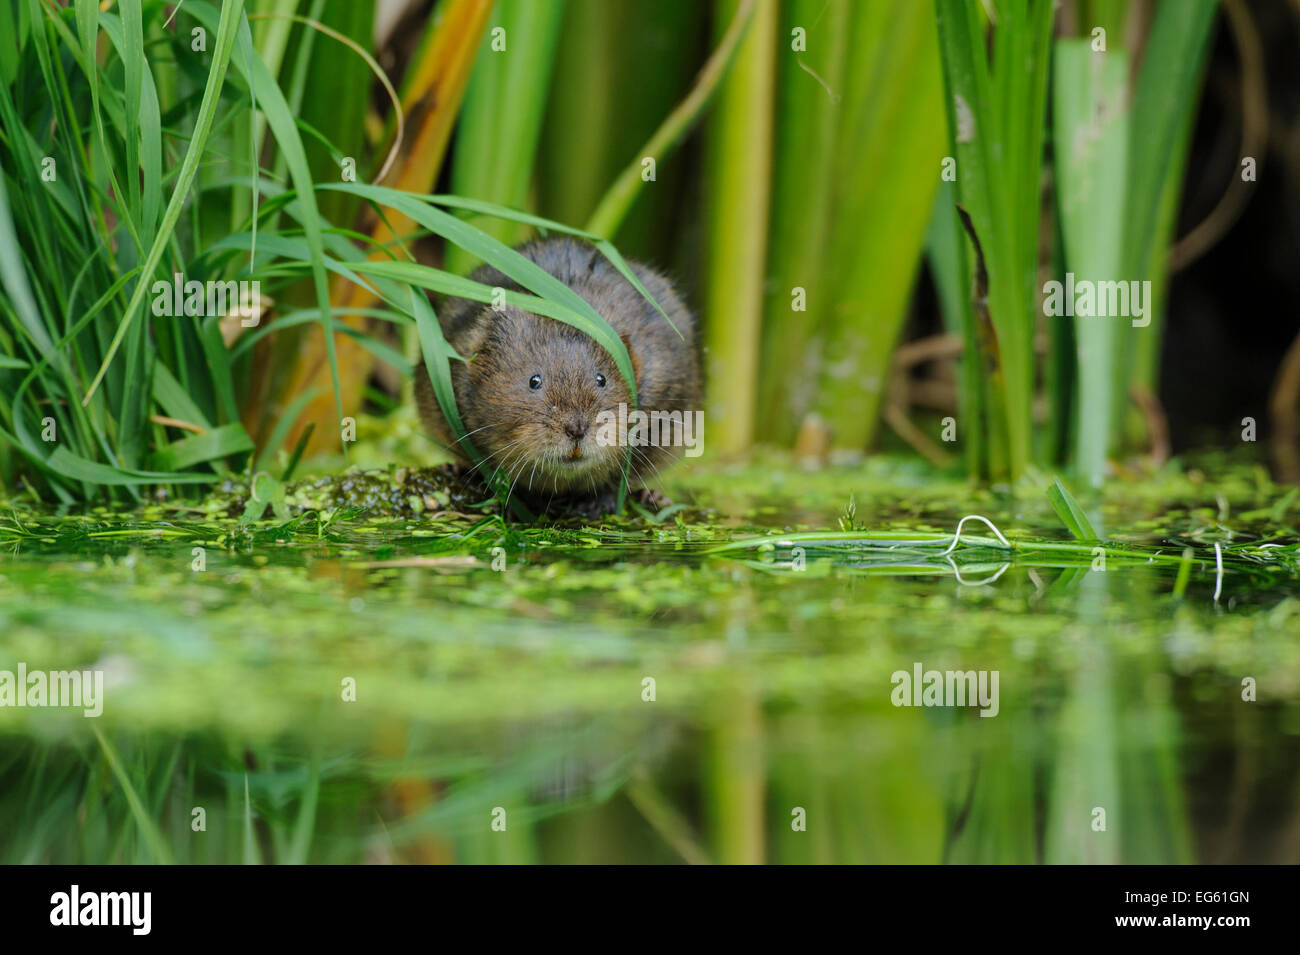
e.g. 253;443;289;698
528;486;674;520
569;489;621;519
530;488;619;520
630;487;673;510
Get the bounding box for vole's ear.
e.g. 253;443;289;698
457;319;490;369
619;333;643;393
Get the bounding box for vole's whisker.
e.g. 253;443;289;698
503;450;531;514
627;446;668;491
466;437;529;480
452;420;505;446
495;448;527;491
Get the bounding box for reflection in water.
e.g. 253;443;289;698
1;500;1298;863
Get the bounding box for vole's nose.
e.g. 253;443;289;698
564;417;588;440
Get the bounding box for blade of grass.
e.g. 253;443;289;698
92;726;174;864
274;0;494;457
81;0;246;406
935;0;1053;480
323;182;639;401
412;285;532;519
1046;475;1099;541
1122;0;1217;409
148;422;254;471
280;421;314;482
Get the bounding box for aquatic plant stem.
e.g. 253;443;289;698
755;0;848;444
584;0;758;239
702;0;777;456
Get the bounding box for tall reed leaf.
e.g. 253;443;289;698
702;0;776;456
813;0;946;457
1122;0;1217;406
935;0;1053;480
756;0;847;444
445;0;567;275
1053;40;1128;488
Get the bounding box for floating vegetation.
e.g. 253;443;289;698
1;457;1299;862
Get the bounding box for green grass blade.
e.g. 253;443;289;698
427;195;680;335
0;172;57;361
81;0;246;406
1047;476;1099;541
255;386;321;474
411;286;532;520
46;447;217;486
148;422;254;471
755;0;848;444
323;182;638;403
92;726;174;864
935;0;1052;479
1123;0;1217;396
582;0;756;241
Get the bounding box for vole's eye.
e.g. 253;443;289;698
528;374;542;390
595;373;607;388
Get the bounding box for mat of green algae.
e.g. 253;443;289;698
1;455;1298;863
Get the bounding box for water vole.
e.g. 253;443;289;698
415;237;701;513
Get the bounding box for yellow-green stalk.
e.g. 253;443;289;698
755;0;848;445
702;0;777;456
814;0;946;459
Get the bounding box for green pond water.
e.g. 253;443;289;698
2;455;1298;863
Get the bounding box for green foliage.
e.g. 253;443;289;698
445;0;567;275
538;0;706;261
702;0;776;455
1120;0;1218;400
935;0;1217;483
1053;40;1128;488
934;0;1053;481
810;0;947;456
1046;475;1099;542
0;0;661;512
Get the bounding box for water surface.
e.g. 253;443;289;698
2;459;1297;863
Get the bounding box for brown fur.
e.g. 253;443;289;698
415;237;701;510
